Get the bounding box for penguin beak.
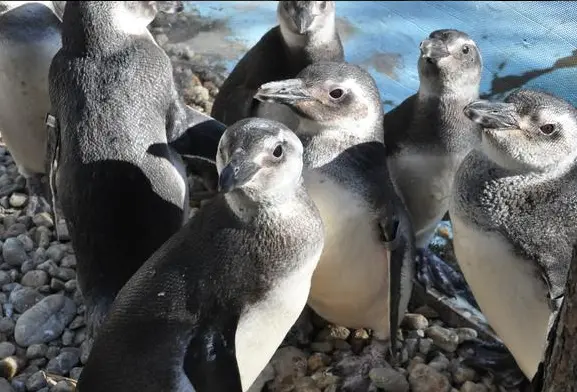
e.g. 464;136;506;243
463;101;519;129
254;79;314;105
218;155;260;193
293;12;314;34
420;39;450;60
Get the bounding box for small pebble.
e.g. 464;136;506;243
402;313;429;330
32;213;54;229
409;364;451;392
8;194;27;209
26;344;48;359
307;352;331;373
24;371;47;392
21;270;48;288
426;325;460;353
461;381;488;392
310;341;333;354
369;367;410;392
455;328;478;344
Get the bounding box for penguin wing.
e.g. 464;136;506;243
337;141;416;357
382;95;417;155
211;27;287;126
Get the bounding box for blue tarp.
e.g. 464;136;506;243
187;1;577;111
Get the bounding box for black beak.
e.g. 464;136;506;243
463;100;519;129
420;39;450;60
254;79;314;105
293;11;314;34
218;155;260;193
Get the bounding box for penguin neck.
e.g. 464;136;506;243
279;20;343;69
417;77;480;103
224;184;301;222
61;4;153;55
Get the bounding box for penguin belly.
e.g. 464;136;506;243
304;170;391;336
0;26;60;176
235;247;322;391
388;152;465;248
451;213;550;379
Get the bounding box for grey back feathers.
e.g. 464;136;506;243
77;118;324;392
210;1;343;128
451;89;577;378
49;0;188;337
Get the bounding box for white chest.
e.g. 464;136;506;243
303;170;391;334
450;212;550;379
234;248;321;392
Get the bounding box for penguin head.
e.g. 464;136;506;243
63;1;183;36
278;1;336;35
464;90;577;173
418;29;482;96
254;62;383;138
216;118;304;201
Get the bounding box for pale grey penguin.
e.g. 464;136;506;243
0;1;66;215
383;29;483;298
211;1;344;129
48;1;188;340
254;62;416;363
450;89;577;381
76;118;325;392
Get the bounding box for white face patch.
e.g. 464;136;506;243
110;3;154;37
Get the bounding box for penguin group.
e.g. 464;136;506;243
0;1;574;391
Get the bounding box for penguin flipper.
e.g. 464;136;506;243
336;141;416;360
184;327;243;392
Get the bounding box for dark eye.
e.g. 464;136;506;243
539;124;556;135
329;88;344;100
462;45;470;54
319;1;327;10
273;144;283;158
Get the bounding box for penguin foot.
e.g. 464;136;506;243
332;339;389;391
416;248;480;309
459;338;529;389
24;175;52;216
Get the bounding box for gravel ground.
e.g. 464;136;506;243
0;10;513;392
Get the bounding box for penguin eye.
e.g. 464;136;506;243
319;1;327;10
272;144;284;159
462;45;470;54
539;124;556;135
329;88;345;100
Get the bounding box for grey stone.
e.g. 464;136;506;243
9;286;44;313
8;194;27;209
14;295;77;346
24;371;47;391
0;378;14;392
402;313;429;330
26;344;48;359
426;325;460;353
2;238;27;267
369;367;409;392
0;342;15;359
0;318;14;334
21;271;48;288
46;350;80;375
408;364;451;392
15;235;33;252
32;213;53;229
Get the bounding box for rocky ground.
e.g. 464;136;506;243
0;9;515;392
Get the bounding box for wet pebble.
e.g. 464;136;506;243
14;294;76;346
2;238;28;267
46;349;80;375
409;363;451;392
369;367;409;392
21;271;48;288
426;325;460;353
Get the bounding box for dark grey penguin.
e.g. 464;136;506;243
451;89;577;381
383;29;483;299
254;62;416;368
0;1;65;215
76;118;325;392
211;1;344;129
48;0;188;338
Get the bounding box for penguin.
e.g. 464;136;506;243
48;1;188;339
0;1;65;215
253;62;416;361
450;89;577;381
383;29;483;297
76;117;325;392
211;1;344;129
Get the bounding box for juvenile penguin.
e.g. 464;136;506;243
211;1;344;129
76;118;325;392
383;29;482;294
48;1;187;338
0;1;65;215
254;62;415;362
450;90;577;380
